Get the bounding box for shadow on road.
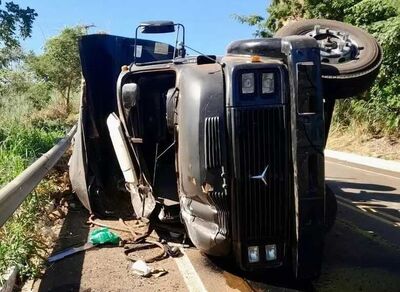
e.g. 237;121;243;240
327;179;400;218
327;181;396;192
37;197;90;292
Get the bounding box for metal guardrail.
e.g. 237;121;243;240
0;125;77;227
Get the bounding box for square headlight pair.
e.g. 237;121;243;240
248;244;277;263
241;72;274;95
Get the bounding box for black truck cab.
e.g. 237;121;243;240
70;20;381;279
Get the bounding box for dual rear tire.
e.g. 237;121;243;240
275;19;382;98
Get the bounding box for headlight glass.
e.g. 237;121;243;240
241;73;255;94
265;244;277;261
262;73;274;94
248;246;259;263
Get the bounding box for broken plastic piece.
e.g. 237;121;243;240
158;204;181;223
48;243;95;263
89;228;120;245
130;260;168;278
131;260;152;277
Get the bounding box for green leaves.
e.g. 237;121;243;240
345;0;397;26
303;0;358;21
267;0;304;32
0;1;37;53
28;26;85;113
232;14;272;37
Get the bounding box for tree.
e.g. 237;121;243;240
233;14;272;37
28;26;85;113
0;1;37;67
234;0;304;36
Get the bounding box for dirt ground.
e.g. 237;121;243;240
28;199;187;292
327;126;400;161
25;194;400;292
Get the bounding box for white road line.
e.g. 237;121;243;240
174;248;208;292
326;160;400;181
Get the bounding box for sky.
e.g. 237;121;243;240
16;0;270;56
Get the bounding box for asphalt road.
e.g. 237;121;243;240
31;158;400;292
325;157;400;239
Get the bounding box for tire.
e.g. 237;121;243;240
275;19;383;98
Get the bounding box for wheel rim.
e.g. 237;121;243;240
307;25;361;64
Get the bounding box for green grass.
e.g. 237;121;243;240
0;192;49;282
0;111;68;284
0;124;64;187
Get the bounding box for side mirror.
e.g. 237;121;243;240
134;21;186;63
122;83;139;109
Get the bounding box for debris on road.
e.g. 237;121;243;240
48;242;95;263
89;228;120;245
130;260;168;278
131;260;151;276
161;239;182;258
124;240;166;263
87;215;150;243
48;227;120;263
87;215;185;270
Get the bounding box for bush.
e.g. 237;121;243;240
0;123;63;173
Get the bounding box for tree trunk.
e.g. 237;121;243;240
66;85;71;114
59;91;68;114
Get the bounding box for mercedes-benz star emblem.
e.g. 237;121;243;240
249;165;269;186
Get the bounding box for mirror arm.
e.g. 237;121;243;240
134;26;141;64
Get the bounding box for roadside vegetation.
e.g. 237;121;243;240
236;0;400;157
0;2;84;284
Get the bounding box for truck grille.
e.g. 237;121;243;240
230;106;290;241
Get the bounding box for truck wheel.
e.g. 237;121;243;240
275;19;382;98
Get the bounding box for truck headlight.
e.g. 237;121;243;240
262;73;274;94
265;244;277;261
241;73;255;94
248;246;259;263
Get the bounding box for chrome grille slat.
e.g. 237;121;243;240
204;117;222;169
231;106;289;241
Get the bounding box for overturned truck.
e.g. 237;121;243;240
69;19;382;279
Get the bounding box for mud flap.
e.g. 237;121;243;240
282;36;326;279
